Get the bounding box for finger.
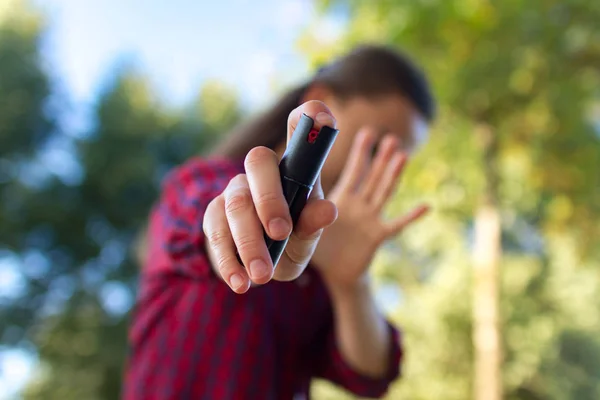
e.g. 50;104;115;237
223;174;274;285
370;152;408;210
336;127;377;193
244;146;292;241
385;204;431;238
287;100;337;144
274;198;338;281
203;195;251;293
361;134;400;201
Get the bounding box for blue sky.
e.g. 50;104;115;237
0;1;348;397
32;0;346;109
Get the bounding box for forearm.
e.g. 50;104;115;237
325;277;393;378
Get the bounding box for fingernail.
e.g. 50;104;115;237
229;273;244;290
249;259;271;280
268;217;291;239
315;112;336;128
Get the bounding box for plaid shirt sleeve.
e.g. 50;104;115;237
313;316;403;398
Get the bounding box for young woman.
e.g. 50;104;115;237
124;44;436;400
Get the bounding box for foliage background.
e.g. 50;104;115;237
1;0;599;399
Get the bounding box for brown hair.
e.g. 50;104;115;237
208;43;435;161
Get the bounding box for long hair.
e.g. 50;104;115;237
209;44;436;161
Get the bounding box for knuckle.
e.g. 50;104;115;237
225;189;253;214
254;190;283;209
245;146;275;167
235;233;262;254
366;200;380;213
228;173;248;187
285;248;306;266
207;229;228;247
206;194;223;212
216;254;237;274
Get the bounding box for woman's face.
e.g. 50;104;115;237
315;92;430;193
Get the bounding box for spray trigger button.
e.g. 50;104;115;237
307;128;319;144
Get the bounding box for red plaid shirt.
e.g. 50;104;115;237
123;156;403;399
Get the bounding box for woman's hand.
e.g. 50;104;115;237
312;127;430;289
203;101;338;294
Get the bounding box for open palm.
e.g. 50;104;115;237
311;128;429;286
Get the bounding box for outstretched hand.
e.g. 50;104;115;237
203;101;339;293
311;127;430;288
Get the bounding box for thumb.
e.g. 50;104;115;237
274;197;337;281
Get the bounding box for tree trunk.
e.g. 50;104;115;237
472;124;502;400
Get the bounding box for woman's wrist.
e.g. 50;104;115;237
322;273;371;306
320;270;393;378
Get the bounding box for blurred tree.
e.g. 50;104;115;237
0;2;243;398
0;0;57;347
20;73;242;399
301;1;600;399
